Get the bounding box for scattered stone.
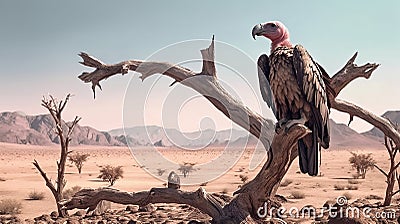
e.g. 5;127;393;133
126;205;139;213
139;203;156;212
50;211;58;219
74;209;86;216
34;214;54;223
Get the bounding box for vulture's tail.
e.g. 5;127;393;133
298;124;320;176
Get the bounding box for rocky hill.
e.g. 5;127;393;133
0;111;125;146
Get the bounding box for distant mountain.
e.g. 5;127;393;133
363;110;400;140
110;119;381;149
0;111;384;149
109;126;252;148
329;119;381;148
0;111;125;146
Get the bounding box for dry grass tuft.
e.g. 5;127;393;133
346;185;359;190
27;191;45;200
348;179;360;185
290;191;305;199
280;179;293;187
343;192;353;200
334;184;346;191
0;199;22;215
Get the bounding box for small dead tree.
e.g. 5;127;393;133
349;152;376;179
374;136;400;206
98;165;124;186
33;94;81;217
60;38;400;223
68;152;90;174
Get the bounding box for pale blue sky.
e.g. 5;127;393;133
0;1;399;132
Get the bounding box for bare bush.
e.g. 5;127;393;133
98;165;124;186
68;152;90;174
349;152;376;179
0;199;22;215
28;191;45;200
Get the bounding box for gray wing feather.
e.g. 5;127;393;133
257;54;278;119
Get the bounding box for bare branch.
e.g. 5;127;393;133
331;99;400;147
33;160;58;197
330;52;379;97
200;35;216;76
374;164;388;178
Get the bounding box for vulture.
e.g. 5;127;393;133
252;21;330;176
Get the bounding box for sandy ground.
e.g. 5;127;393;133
0;142;393;220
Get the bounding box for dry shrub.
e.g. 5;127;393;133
0;199;22;215
98;165;124;186
239;174;249;184
343;192;353;200
347;179;360;185
334;184;346;190
68;152;90;174
365;194;383;200
346;185;359;190
178;163;196;178
63;186;82;200
290;191;305;199
28;191;45;200
280;179;293;187
349;152;376;179
157;168;166;176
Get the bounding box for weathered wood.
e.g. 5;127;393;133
70;37;395;222
60;187;224;220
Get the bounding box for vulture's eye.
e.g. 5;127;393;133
270;23;277;28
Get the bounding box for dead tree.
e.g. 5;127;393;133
61;37;399;223
374;136;400;206
33;94;81;217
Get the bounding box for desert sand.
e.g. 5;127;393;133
0;142;392;220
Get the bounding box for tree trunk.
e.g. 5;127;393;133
60;37;400;222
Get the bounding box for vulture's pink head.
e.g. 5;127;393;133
252;21;292;52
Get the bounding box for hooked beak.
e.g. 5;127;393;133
252;23;264;40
